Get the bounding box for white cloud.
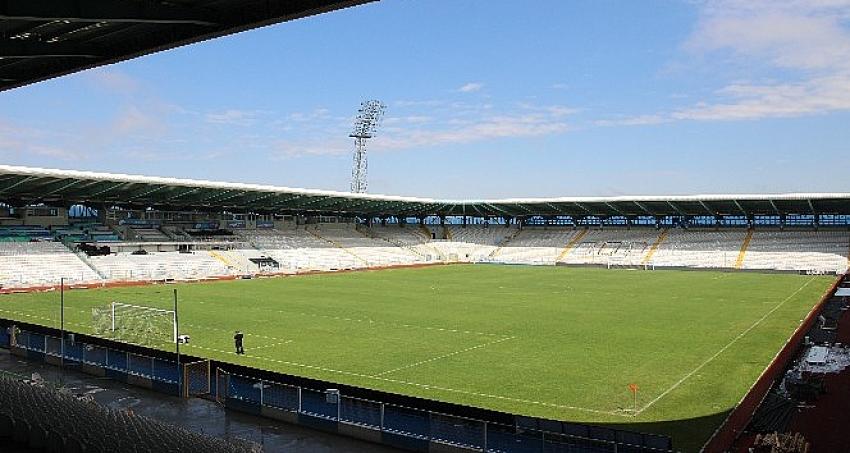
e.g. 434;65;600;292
595;115;668;127
113;105;166;134
0;119;81;161
676;0;850;120
376;112;570;151
269;99;576;157
286;108;331;122
87;69;142;94
602;0;850;125
272;140;350;159
458;82;484;93
204;109;262;126
383;115;433;125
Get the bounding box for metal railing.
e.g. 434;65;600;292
218;369;672;453
12;329;180;384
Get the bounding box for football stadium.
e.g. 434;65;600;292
1;2;850;453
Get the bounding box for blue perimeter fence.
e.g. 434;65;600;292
219;369;672;453
3;327;182;394
0;325;672;453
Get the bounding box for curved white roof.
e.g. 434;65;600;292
1;164;849;217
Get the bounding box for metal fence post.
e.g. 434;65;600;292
297;387;302;413
380;403;385;431
259;379;264;406
483;421;488;453
337;392;341;421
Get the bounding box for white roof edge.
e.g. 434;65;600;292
1;164;849;206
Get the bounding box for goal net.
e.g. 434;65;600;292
606;256;654;270
92;302;177;347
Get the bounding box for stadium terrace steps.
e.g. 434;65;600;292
209;250;238;269
649;229;745;269
562;229;656;266
360;225;429;260
847;233;850;270
740;230;850;272
306;226;378;267
419;224;433;241
494;227;577;265
642;229;669;265
556;228;588;262
0;241;103;288
2;225;849;288
87;251;235;281
488;228;523;258
735;228;755;269
443;225;518;262
65;242;109;280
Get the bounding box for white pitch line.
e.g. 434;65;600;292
635;276;816;415
375;336;515;377
0;303;623;417
189;342;629;417
248;340;293;352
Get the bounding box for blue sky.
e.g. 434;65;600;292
2;0;850;198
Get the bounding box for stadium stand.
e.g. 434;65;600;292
0;373;260;453
87;251;236;282
128;227;171;242
491;227;578;265
648;228;748;269
361;224;445;261
741;230;850;273
234;226;362;271
558;228;659;266
311;224;424;267
0;165;845;288
0;224;848;288
0;242;101;288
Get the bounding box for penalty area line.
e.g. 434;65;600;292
374;336;515;377
635;276;817;415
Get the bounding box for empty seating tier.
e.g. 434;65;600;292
1;225;847;288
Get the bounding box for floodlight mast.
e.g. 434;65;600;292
350;100;386;193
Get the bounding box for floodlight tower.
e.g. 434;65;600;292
350;100;386;193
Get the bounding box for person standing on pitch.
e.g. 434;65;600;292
234;330;244;355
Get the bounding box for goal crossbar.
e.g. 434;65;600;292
110;301;177;344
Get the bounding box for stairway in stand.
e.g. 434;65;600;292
735;228;755;269
556;228;588;262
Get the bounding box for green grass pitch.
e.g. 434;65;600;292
0;265;834;451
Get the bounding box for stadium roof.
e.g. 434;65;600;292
0;0;373;92
2;165;850;218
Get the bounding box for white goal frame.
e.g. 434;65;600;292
111;302;177;344
606;257;655;270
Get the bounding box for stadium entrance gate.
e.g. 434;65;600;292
183;359;211;398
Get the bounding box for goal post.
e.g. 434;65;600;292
93;301;177;346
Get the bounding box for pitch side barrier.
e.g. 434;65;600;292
701;273;846;453
0;319;672;453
